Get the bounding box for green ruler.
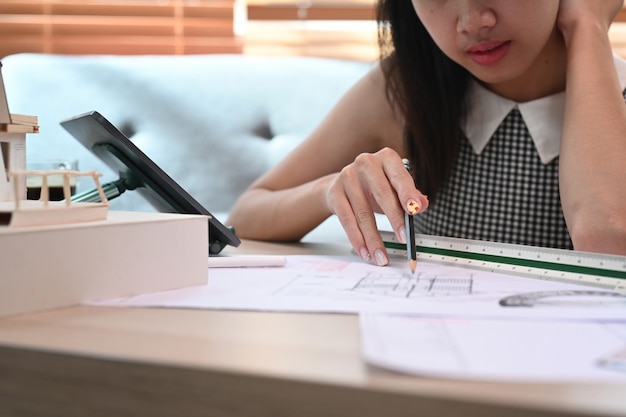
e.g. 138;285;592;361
381;231;626;291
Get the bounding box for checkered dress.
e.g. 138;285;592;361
414;107;573;249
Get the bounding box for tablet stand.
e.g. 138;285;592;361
70;176;135;203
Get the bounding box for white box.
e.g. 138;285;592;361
0;210;209;317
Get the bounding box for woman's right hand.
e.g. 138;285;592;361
324;147;429;266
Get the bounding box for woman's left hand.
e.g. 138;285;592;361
557;0;624;41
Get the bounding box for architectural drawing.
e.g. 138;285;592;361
352;272;474;297
274;270;473;299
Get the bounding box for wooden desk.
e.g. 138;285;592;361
0;239;625;417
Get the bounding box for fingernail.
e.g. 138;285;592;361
407;199;420;215
374;249;388;266
359;247;371;262
397;227;406;244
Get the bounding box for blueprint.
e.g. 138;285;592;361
93;255;626;320
360;313;626;382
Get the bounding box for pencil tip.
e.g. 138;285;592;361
409;260;417;273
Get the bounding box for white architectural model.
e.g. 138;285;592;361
0;61;108;227
1;61;37;202
0;169;109;227
0;130;27;202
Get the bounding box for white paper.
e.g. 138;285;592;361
92;255;626;320
208;255;287;268
360;313;626;382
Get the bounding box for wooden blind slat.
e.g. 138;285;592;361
0;18;235;38
247;6;375;20
246;0;374;5
0;1;235;14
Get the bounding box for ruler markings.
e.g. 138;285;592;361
381;232;626;290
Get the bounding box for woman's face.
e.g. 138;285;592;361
412;0;563;100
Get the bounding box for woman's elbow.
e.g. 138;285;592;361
569;210;626;256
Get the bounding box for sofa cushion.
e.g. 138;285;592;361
2;53;371;212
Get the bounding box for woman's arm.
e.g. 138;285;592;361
558;0;626;255
226;65;428;263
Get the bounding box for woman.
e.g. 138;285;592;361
227;1;626;264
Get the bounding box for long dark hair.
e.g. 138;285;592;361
377;0;471;201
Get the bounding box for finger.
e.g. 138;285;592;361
328;168;372;262
388;156;428;212
370;149;428;213
334;194;373;263
348;156;390;266
390;156;429;209
360;151;419;245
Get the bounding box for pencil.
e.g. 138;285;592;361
402;158;417;273
406;210;417;273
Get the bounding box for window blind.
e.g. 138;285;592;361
0;0;241;58
244;0;378;61
247;0;375;20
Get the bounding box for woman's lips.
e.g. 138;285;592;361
467;40;511;66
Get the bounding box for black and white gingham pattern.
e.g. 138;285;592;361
415;108;573;249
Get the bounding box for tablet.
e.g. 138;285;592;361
60;110;241;255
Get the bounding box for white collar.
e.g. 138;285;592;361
464;54;626;164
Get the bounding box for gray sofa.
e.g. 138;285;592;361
2;53;372;213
